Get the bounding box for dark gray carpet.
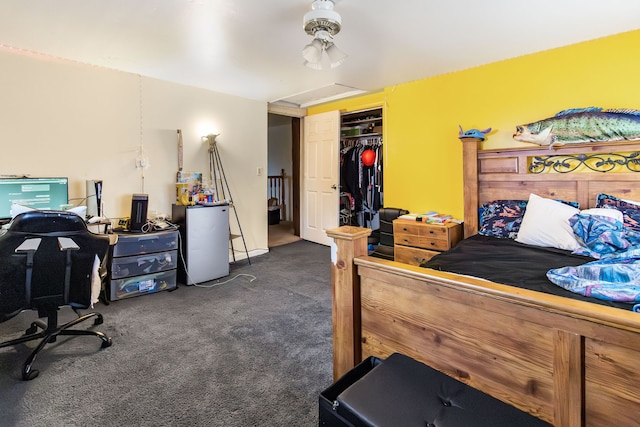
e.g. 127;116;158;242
0;240;333;427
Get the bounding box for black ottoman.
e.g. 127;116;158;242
319;353;551;427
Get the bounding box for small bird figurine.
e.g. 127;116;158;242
458;125;492;141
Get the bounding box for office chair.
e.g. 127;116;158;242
0;210;113;380
369;207;409;260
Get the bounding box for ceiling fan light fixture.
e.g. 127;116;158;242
302;0;346;70
303;0;342;37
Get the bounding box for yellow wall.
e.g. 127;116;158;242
309;29;640;220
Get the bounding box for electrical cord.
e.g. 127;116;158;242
140;218;178;233
194;274;257;288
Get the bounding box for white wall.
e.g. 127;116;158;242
0;47;268;255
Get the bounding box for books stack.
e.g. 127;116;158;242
398;211;460;224
425;213;452;224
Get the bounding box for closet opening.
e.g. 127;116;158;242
340;107;383;248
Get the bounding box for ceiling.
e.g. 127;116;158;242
1;1;639;107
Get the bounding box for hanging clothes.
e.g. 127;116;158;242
339;137;383;227
340;145;362;209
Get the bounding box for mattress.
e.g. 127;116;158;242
420;234;633;310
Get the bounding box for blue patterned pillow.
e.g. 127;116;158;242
596;193;640;231
479;200;528;239
479;198;580;239
560;200;580;209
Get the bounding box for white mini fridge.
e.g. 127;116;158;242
172;204;229;285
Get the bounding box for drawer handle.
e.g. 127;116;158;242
402;227;409;232
428;230;435;234
430;242;436;246
413;256;427;263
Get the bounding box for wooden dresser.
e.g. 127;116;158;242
393;220;463;266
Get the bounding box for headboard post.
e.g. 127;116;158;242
460;137;482;237
326;225;372;380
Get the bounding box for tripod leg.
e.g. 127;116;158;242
209;143;251;265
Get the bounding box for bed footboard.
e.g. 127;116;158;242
328;226;640;427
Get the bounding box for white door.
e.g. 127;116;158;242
301;110;340;246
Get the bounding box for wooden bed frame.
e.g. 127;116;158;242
327;138;640;427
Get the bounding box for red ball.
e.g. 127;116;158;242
361;149;376;166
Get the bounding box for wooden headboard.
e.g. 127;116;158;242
461;138;640;237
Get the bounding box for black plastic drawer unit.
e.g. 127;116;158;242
108;230;179;301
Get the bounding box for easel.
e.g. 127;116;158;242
204;134;251;265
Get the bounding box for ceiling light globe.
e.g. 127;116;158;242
325;42;347;68
303;60;324;71
302;39;324;63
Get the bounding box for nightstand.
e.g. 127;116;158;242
393;220;463;266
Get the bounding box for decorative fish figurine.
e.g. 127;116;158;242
513;107;640;147
458;126;492;141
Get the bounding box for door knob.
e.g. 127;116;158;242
331;184;337;189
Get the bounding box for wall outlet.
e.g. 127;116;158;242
135;156;149;169
257;167;263;176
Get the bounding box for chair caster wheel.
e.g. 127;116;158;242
94;317;104;326
101;337;112;348
23;369;39;381
25;323;38;335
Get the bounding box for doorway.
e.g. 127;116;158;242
267;113;301;248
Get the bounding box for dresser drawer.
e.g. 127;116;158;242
111;250;178;279
112;230;179;257
394;234;451;251
394;245;439;266
109;269;177;301
394;222;449;240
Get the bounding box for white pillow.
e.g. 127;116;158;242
67;205;87;218
623;198;640;206
10;203;35;218
515;193;581;251
580;207;623;223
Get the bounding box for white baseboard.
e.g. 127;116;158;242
229;248;268;263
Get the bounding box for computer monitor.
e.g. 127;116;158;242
0;177;69;220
